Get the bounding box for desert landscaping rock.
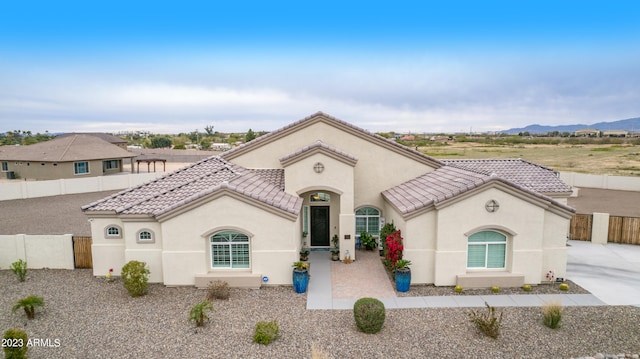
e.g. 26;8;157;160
2;269;639;358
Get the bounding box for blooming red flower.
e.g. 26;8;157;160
385;230;404;269
109;268;113;272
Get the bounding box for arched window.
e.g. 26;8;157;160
467;231;507;269
310;192;330;202
355;207;380;236
210;231;250;269
105;225;122;238
136;229;155;243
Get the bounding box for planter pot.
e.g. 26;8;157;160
300;253;309;261
331;252;340;261
395;268;411;292
292;269;309;293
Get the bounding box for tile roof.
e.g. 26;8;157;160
0;134;134;162
56;132;127;144
82;156;301;217
382;162;575;216
442;159;572;194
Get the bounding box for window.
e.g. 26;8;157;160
74;161;89;175
104;160;119;170
1;162;7;171
467;231;507;269
355;207;380;236
210;231;250;269
310;192;330;202
137;229;155;243
105;225;122;238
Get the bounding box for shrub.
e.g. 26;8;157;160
384;230;404;270
12;295;44;320
360;232;377;250
189;300;214;327
10;259;27;282
467;302;503;339
206;280;230;300
253;320;279;345
522;284;532;292
3;328;28;359
121;260;150;297
559;283;569;291
454;285;463;293
542;301;562;329
491;286;500;293
353;297;386;334
379;222;397;258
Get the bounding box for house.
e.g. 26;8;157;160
602;130;628;137
0;134;135;180
57;132;129;150
574;128;600;137
83;112;574;289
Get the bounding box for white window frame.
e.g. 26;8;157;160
136;229;155;243
210;231;250;269
74;161;90;175
355;206;381;237
104;225;123;239
467;231;507;270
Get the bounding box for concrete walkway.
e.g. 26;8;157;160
304;241;640;310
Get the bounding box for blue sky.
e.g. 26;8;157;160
1;1;639;134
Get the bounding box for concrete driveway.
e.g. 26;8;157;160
567;240;640;306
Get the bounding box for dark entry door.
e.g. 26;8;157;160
310;206;330;246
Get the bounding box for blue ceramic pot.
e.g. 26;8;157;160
395;268;411;292
293;269;309;293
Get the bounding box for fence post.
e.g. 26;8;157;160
591;212;610;244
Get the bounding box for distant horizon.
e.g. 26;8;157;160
2;2;639;134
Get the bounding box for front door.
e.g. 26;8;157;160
310;206;330;246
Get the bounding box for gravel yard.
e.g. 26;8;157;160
2;269;639;359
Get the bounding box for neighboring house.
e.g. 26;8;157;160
574;128;600;137
83;112;574;289
57;132;129;150
602;130;628;137
0;134;135;180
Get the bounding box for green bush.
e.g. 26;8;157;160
522;284;532;292
10;259;27;282
253;320;279;345
3;328;28;359
542;301;562;329
491;286;500;293
353;297;386;334
559;283;569;291
454;285;463;293
121;260;150;297
206;280;230;300
467;302;502;339
360;232;377;250
189;300;214;327
12;295;44;320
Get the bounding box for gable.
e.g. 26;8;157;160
222;112;442;170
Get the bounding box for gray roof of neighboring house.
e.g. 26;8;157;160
0;134;134;162
82;156;300;217
442;158;572;194
57;132;127;144
382;163;575;216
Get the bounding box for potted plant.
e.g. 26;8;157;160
360;232;377;250
292;261;310;293
330;234;340;261
394;259;412;292
299;248;310;261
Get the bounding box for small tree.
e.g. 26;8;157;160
10;259;27;282
189;300;214;327
150;136;172;148
12;295;44;320
121;260;150;297
245;128;256;142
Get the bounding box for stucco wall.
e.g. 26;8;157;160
0;234;74;269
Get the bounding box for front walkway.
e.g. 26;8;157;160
306;248;608;310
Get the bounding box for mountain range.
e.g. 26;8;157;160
503;116;640;134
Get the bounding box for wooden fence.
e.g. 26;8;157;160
570;214;640;245
73;236;93;268
569;214;592;241
608;216;640;245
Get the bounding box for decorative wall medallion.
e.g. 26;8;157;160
485;199;500;213
313;162;325;173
